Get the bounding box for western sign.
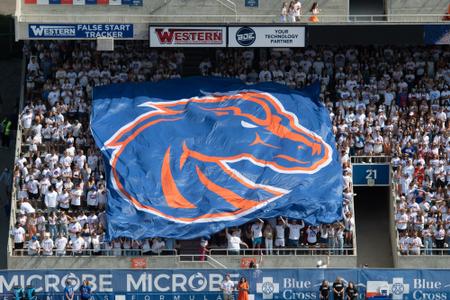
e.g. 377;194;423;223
149;26;227;47
28;24;134;39
229;26;305;47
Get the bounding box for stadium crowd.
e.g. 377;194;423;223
202;46;450;255
10;40;449;256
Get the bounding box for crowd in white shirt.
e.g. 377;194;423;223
15;43;449;257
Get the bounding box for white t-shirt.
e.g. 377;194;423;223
41;238;54;255
71;237;84;253
55;237;68;253
20;202;35;214
221;280;235;295
45;190;59;208
71;188;83;206
28;240;40;255
87;190;98;207
287;223;303;240
227;233;242;251
251;223;263;238
21;113;33;129
275;225;285;239
306;228;318;244
13;227;26;243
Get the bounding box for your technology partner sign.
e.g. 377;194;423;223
228;26;305;48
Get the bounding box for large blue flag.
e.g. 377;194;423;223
91;77;342;240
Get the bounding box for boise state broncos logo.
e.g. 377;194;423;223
104;91;333;223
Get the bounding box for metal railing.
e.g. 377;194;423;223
16;13;450;24
7;53;26;259
11;246;356;257
209;247;355;256
11;248;178;256
178;255;228;269
398;248;450;256
351;155;391;164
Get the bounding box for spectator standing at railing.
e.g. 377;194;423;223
263;222;274;255
71;232;85;256
11;222;26;255
407;231;423;255
274;217;286;250
151;238;166;255
280;2;288;23
55;232;68;256
293;0;302;22
250;219;264;253
41;232;54;256
287;219;304;248
27;236;40;256
226;227;248;255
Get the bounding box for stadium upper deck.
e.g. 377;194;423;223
13;0;450;41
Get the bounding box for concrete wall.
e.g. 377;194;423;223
18;0;348;22
8;255;358;269
386;0;448;15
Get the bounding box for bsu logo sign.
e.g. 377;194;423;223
104;91;332;223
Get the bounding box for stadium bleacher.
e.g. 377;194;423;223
9;39;449;259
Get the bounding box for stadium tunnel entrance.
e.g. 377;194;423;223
354;186;393;268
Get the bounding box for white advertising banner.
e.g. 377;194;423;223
228;26;305;47
149;26;227;47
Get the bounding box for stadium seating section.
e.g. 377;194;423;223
10;41;449;257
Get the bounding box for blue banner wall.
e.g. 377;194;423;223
0;269;449;300
28;24;134;39
91;78;342;240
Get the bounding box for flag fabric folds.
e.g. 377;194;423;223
91;77;342;240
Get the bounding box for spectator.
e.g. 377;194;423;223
220;274;235;300
308;2;320;23
293;0;302;22
263;222;274;255
345;282;358;300
226;228;248;255
250;219;264;252
151;238;166;255
319;280;330;300
41;232;54;256
27;236;40;256
55;231;68;256
280;2;288;23
11;222;26;255
287;219;304;248
332;277;345;300
71;232;85;256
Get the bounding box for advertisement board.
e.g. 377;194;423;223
228;26;305;47
0;269;449;300
352;164;390;186
28;24;134;39
149;26;227;47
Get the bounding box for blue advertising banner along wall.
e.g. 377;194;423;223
91;78;343;240
352;164;390;186
28;24;134;39
0;269;449;300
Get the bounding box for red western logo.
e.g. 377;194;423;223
154;28;223;45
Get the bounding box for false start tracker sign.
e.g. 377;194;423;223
149;26;227;47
